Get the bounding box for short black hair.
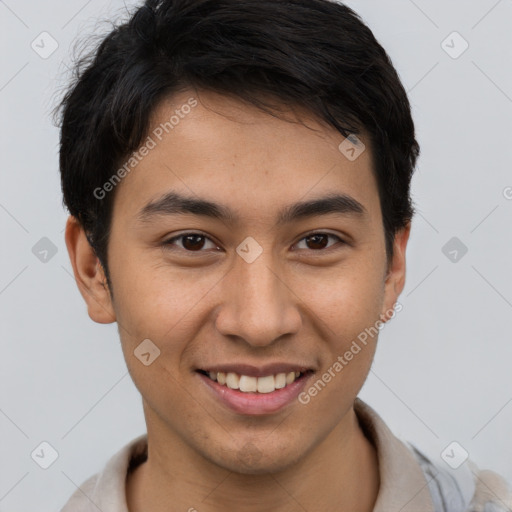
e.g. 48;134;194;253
57;0;419;290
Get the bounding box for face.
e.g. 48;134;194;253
67;89;409;474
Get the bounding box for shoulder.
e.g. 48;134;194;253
408;443;512;512
59;433;148;512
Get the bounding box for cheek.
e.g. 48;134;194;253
297;259;385;393
110;265;215;413
300;259;386;340
110;257;224;357
296;267;384;418
112;244;386;352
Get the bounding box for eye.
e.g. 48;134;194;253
162;231;346;254
294;232;345;251
163;233;219;252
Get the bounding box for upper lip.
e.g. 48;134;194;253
198;363;313;378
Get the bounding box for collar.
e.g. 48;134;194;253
62;398;435;511
353;398;435;512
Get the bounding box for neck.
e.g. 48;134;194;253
126;406;380;512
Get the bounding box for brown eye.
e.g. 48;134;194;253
181;234;206;251
305;234;329;250
295;233;344;251
163;233;218;252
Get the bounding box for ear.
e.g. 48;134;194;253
64;215;116;324
380;222;411;322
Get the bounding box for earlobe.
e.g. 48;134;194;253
64;215;116;324
381;222;411;321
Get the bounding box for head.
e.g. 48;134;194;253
59;0;418;474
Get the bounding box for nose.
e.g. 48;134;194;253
215;249;302;347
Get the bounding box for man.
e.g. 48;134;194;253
58;0;511;510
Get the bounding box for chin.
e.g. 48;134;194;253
207;439;306;475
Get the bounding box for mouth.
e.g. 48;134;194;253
195;366;314;415
197;369;309;393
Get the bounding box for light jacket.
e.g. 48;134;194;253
60;398;512;511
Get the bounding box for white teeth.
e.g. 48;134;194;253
257;375;275;393
239;375;257;392
204;370;304;393
274;373;286;389
226;372;240;389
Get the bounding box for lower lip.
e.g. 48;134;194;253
197;372;312;415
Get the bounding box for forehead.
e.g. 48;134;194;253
111;89;381;227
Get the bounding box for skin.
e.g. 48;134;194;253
65;89;410;512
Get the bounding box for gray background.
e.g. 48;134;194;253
1;0;511;510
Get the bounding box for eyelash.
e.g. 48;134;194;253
162;231;346;254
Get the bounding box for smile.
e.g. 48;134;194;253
198;370;304;393
196;367;314;415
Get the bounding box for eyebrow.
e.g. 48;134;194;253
136;190;367;226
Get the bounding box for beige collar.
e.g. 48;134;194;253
62;398;435;511
354;398;435;512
